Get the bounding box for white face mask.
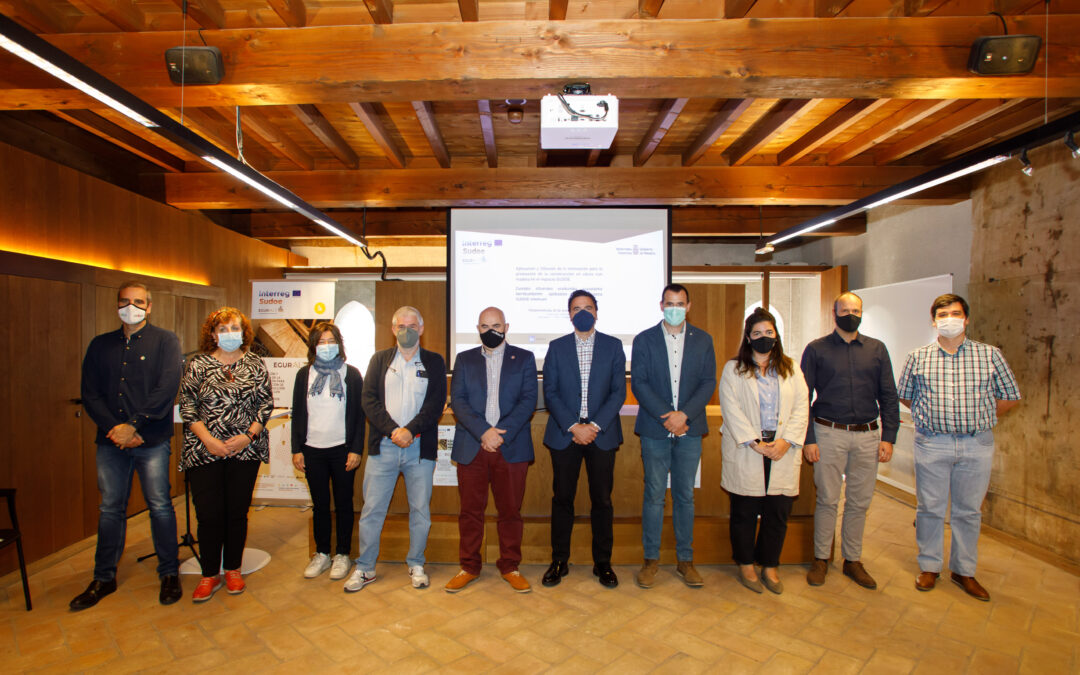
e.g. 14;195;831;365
118;304;147;325
935;316;966;339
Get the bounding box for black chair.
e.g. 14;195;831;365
0;488;31;610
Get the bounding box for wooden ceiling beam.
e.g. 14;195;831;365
586;148;602;167
826;99;952;165
238;107;314;170
458;0;479;21
634;98;689;167
78;0;146;32
164;165;968;209
778;99;888;166
639;0;666;18
268;0;307;27
0;1;70;33
723;98;822;166
724;0;758;18
925;99;1080;163
246;206;865;239
873;98;1025;164
163;107;274;171
549;0;569;20
477;100;497;168
52;109;185;173
348;102;406;169
363;0;394;24
169;0;226;30
289;104;359;169
411;101;451;169
5;18;1078;110
536;141;547;168
683;99;754;167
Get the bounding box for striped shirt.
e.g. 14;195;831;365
897;338;1020;435
576;331;595;419
482;342;505;427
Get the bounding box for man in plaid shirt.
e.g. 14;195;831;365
897;294;1020;601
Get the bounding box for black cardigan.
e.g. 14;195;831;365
361;347;447;460
291;364;366;456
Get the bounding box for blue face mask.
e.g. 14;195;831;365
216;331;243;353
663;306;686;326
571;309;596;332
316;343;340;361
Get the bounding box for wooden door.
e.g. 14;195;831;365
0;274;85;573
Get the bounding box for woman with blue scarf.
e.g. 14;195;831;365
291;322;365;581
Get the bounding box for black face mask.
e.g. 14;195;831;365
835;313;861;333
749;336;776;354
480;328;505;349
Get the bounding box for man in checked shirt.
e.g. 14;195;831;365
897;293;1020;601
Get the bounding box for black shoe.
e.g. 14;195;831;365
542;561;569;587
69;579;117;611
593;564;618;588
159;575;182;605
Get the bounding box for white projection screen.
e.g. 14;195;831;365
449;208;670;369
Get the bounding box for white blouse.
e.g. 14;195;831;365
305;364;348;449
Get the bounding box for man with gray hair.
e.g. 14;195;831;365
345;306;447;592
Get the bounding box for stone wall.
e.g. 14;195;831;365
969;141;1080;563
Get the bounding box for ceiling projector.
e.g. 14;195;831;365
540;94;619;150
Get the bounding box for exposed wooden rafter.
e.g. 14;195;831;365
826;99;953;165
411;101;451;169
778;99;889;166
238;107;314;170
268;0;307;27
477;100;497;168
925;99;1080;162
2;1;69;33
458;0;479;21
639;0;666;18
364;0;394;24
289;104;359;169
872;98;1025;164
549;0;569;20
724;0;758;18
723;98;822;166
169;0;226;30
683;99;754;166
164;107;274;170
634;98;689;167
78;0;146;32
52;109;185;172
348;102;407;169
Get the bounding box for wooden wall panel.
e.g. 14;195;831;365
373;281;447;355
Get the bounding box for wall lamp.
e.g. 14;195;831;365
0;13;374;255
759;110;1080;254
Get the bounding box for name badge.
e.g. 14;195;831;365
416;370;428;378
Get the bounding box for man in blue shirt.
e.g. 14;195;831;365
71;281;184;610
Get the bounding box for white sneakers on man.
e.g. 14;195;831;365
304;553;332;579
409;565;430;589
329;554;352;581
343;568;377;593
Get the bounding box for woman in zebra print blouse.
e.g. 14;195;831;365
179;307;273;603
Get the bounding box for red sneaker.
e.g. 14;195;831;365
192;576;221;602
224;569;246;594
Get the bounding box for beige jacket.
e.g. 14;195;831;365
718;359;809;497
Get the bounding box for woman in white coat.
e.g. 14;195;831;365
719;308;809;595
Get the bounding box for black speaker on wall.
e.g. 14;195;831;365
165;46;225;85
967;35;1042;75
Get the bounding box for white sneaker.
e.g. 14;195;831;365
329;554;352;581
409;565;429;589
343;568;376;593
304;553;332;579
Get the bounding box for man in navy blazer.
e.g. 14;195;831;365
630;283;717;590
445;307;538;594
542;290;627;588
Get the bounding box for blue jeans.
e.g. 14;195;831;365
913;429;995;576
640;435;702;561
94;441;179;581
355;438;435;572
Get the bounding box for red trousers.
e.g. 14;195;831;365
456;449;529;575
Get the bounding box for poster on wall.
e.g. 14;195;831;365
254;357;311;502
251;280;336;320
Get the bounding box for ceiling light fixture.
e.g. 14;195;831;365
762;111;1080;251
1018;148;1033;176
0;12;375;257
1065;131;1080;159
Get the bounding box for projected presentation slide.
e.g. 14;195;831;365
450;208;669;369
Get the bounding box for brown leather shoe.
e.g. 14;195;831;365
950;573;990;601
676;560;704;588
635;559;659;589
444;569;479;593
806;559;828;586
842;560;877;589
915;571;939;591
502;570;532;593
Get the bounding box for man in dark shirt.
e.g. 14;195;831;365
800;292;899;590
71;281;184;611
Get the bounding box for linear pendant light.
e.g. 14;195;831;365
0;12;368;249
759;110;1080;253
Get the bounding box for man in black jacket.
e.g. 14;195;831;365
345;306;447;592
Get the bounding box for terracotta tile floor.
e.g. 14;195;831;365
2;493;1077;673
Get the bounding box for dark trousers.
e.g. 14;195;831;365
187;458;261;577
728;457;794;567
302;444;357;556
549;443;616;565
457;448;529;575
